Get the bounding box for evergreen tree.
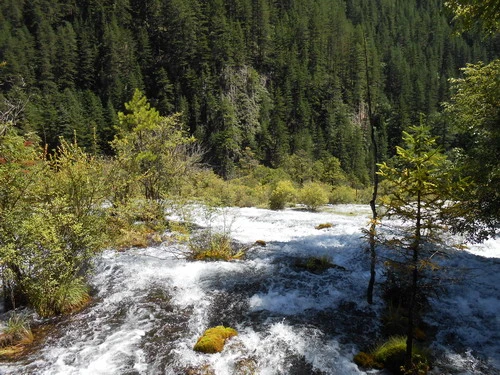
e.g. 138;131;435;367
378;123;467;371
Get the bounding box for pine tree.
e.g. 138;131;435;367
378;123;467;371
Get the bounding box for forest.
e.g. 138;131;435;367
0;0;499;374
1;0;498;178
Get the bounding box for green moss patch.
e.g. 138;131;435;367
193;326;238;354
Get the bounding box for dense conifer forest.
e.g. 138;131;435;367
1;0;498;180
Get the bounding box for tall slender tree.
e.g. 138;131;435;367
378;123;467;371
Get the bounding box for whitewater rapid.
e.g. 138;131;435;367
0;205;498;374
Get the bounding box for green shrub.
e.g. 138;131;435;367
382;304;409;336
193;326;238;353
269;180;297;210
329;185;357;204
229;182;269;208
298;182;329;211
53;277;91;315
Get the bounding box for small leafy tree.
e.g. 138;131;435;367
111;89;197;202
444;59;500;241
378;124;466;371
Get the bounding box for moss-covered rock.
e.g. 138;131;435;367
295;256;345;273
193;326;238;354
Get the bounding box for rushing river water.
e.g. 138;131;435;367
0;205;499;375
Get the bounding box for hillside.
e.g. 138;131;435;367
1;0;497;179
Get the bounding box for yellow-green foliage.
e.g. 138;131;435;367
195;170;237;207
193;326;238;353
0;128;108;317
188;232;244;261
298;182;329;211
229;182;269;208
371;336;429;374
269;180;297;210
166;221;191;243
315;223;333;230
329;185;357;204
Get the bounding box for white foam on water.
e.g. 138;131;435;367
0;204;498;374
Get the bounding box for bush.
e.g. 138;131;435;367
0;132;107;315
193;326;238;353
230;182;269;208
298;182;329;211
269;180;297;210
329;185;357;204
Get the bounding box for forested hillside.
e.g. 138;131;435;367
0;0;498;180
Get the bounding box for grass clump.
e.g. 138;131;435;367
188;231;245;261
353;351;383;369
371;336;429;374
0;314;34;358
193;326;238;354
27;277;90;317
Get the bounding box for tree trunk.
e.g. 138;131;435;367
364;33;378;305
406;191;422;370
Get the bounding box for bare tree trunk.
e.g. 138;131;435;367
406;191;422;370
364;33;379;305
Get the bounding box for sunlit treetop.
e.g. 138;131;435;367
445;0;500;35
